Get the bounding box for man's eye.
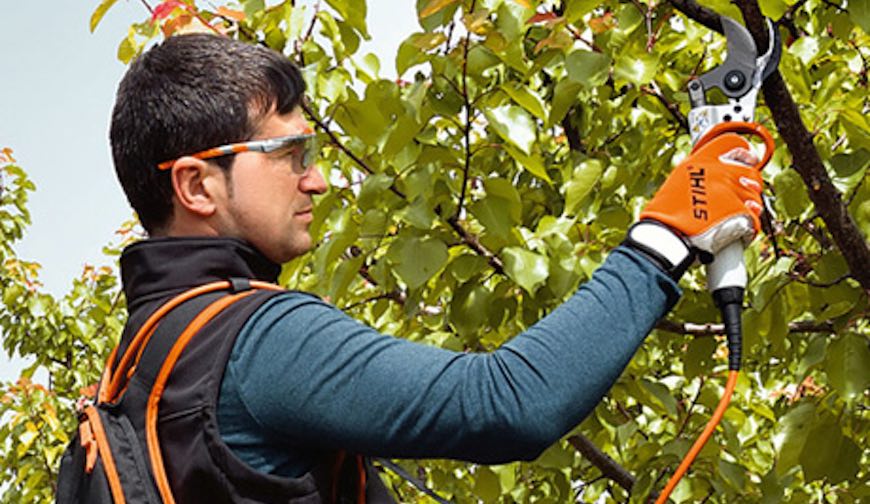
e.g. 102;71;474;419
274;146;298;160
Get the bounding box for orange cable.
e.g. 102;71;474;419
654;370;739;504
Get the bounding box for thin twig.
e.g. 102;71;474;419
655;318;836;335
821;0;848;13
455;0;477;220
642;83;688;131
788;272;853;288
675;377;705;439
443;20;456;55
138;0;154;15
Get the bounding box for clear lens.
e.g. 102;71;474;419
301;136;320;169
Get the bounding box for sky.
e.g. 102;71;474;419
0;0;415;382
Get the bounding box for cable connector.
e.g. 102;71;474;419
712;286;744;371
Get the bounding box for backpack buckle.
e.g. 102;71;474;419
78;411;98;474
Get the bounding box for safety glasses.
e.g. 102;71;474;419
157;132;318;171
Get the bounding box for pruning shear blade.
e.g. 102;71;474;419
687;16;780;144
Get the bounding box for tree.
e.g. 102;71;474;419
1;0;867;501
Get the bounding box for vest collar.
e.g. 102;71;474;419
120;237;281;310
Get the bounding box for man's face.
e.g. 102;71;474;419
219;107;328;263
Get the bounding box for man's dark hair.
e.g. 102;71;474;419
110;34;306;234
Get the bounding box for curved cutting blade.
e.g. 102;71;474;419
697;16;758;99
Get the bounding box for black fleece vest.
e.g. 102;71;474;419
112;237;393;503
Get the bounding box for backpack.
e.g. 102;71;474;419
55;280;283;503
55;279;451;504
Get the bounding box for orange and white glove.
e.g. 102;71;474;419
642;132;766;251
624;128;769;279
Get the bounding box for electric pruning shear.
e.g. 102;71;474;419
654;14;781;504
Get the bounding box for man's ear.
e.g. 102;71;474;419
170;157;226;218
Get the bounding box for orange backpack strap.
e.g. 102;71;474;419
79;405;126;504
142;283;282;504
98;281;233;404
91;279;286;503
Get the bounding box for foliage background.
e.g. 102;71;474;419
1;0;868;502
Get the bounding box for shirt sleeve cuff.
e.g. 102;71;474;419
622;220;695;280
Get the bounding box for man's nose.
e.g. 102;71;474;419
301;165;329;195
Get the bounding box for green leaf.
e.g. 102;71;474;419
799;414;861;483
502;247;549;293
502;144;551;183
357;174;394;211
382;114;422;158
684;337;717;379
449;254;487;282
469;178;522;239
775;402;815;476
563;159;603;215
501;83;547;122
392;236;449;289
760;469;784;504
640;379;677;416
718;459;746;491
243;0;266;19
467;45;501;77
116;26;139;64
485;105;536;155
399;197;436;229
614;52;658;86
796;335;827;378
548;79;581;127
90;0;119;33
566;50;611;88
419;0;458;19
473;466;501;502
534;442;574;469
333;94;390;145
326;0;369;38
450;280;490;336
850;0;870;34
758;0;790;22
396;39;427;76
564;0;599;23
773;169;811;219
789;37;819;66
825;333;870;403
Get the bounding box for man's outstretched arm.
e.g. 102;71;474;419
218;246;679;469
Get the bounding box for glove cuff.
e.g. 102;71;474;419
623;220;696;281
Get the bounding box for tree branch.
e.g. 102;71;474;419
560;110;585;153
733;0;870;294
641;83;688;131
568;434;636;492
445;214;505;273
655;318;835;335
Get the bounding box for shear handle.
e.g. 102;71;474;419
693;121;775;170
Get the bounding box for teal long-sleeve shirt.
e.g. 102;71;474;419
217;246;681;477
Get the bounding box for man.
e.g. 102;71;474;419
106;34;765;502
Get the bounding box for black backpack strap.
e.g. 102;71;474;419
127;290;227;397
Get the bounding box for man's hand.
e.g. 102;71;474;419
640;132;766;255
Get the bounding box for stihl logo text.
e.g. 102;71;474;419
689;167;708;220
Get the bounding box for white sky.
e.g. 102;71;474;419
0;0;416;382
